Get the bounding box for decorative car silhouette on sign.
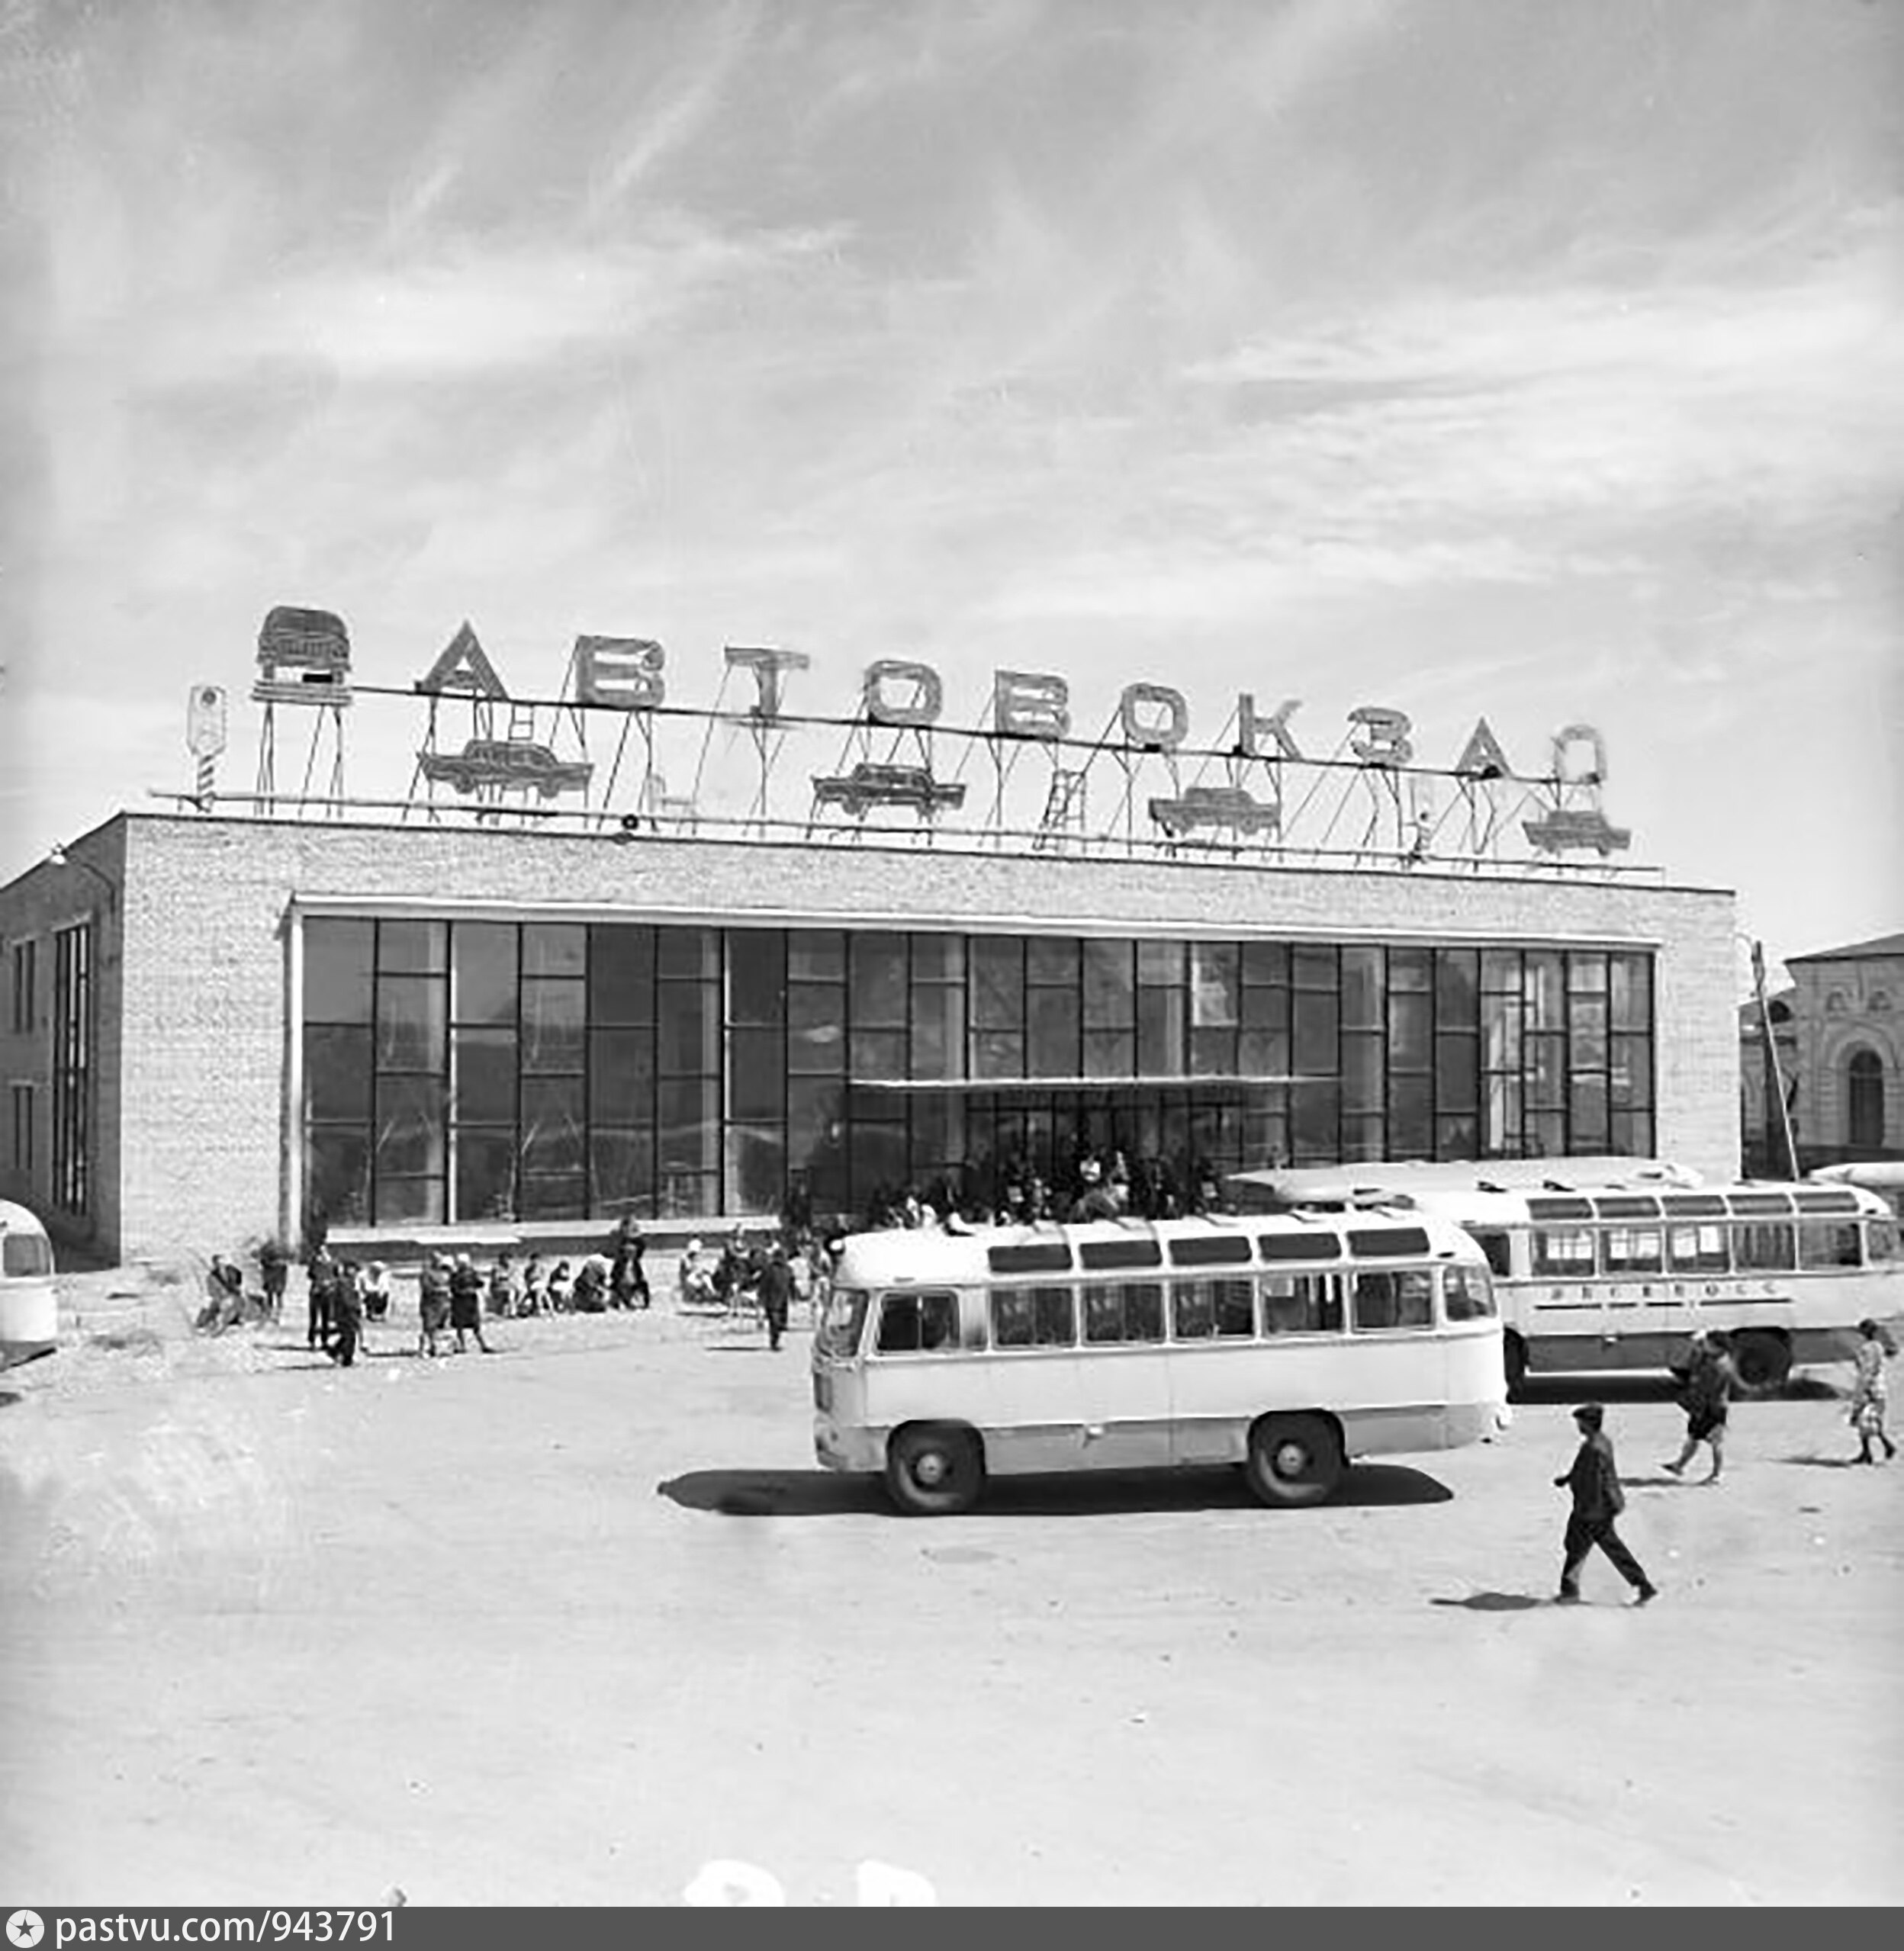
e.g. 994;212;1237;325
418;739;595;799
811;763;966;818
1522;809;1631;856
1147;785;1281;839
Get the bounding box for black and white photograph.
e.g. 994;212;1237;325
1;0;1899;1910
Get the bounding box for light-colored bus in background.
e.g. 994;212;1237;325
811;1212;1508;1515
1233;1162;1904;1392
0;1200;58;1371
1809;1160;1904;1221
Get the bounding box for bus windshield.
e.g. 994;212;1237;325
817;1286;870;1359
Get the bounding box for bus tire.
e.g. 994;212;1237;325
1730;1329;1791;1394
1503;1332;1528;1396
884;1423;985;1517
1244;1413;1343;1509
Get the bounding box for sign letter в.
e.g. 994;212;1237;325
993;671;1070;740
1119;683;1188;752
574;637;667;710
863;661;943;728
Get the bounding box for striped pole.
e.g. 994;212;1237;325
196;754;216;811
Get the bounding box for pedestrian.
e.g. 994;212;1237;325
488;1254;521;1318
417;1253;452;1358
257;1239;288;1322
572;1255;608;1313
330;1267;364;1368
520;1253;548;1316
198;1252;249;1334
306;1247;340;1352
359;1260;393;1323
1069;1157;1120;1223
1555;1403;1658;1606
449;1252;493;1353
613;1217;651;1310
1664;1328;1735;1483
1848;1318;1897;1464
759;1244;794;1352
546;1259;574;1313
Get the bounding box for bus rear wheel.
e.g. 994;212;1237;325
1245;1414;1343;1509
1730;1329;1791;1393
884;1424;984;1517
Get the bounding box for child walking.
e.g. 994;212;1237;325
1849;1319;1897;1464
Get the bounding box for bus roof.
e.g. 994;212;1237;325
831;1210;1484;1283
1230;1158;1703;1205
0;1200;50;1237
1251;1179;1893;1225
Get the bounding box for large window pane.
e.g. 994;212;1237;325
970;937;1024;1029
521;1076;584;1173
1340;947;1384;1031
1611;1034;1653;1109
1028;937;1079;986
850;1030;908;1079
1137;940;1185;987
452;1027;516;1125
1342;1034;1384;1115
1525;951;1565;1031
1291;1082;1340;1164
306;1024;372;1121
1028;990;1079;1075
1391;1075;1433;1156
1082;940;1134;1027
523;922;587;979
454;1130;516;1222
973;1030;1024;1080
375;1175;445;1226
518;1175;586;1221
1610;953;1652;1030
1241;941;1288;987
658;1078;719;1173
1436;1035;1479;1114
1292;944;1336;990
307;1127;370;1226
1137;987;1183;1075
728;931;786;1027
727;1123;786;1217
378;920;445;975
304;920;373;1024
452;923;516;1026
590;1027;654;1120
1389;991;1430;1070
1191;943;1240;1027
788;986;845;1074
1190;1026;1237;1078
375;1075;446;1177
788;930;844;982
657;927;718;980
1292;990;1337;1075
523;980;586;1072
1570;994;1608;1069
657;983;718;1075
590;1128;656;1218
730;1026;786;1122
909;934;964;983
589;926;654;1026
787;1077;845;1168
375;977;446;1072
1435;949;1478;1027
910;988;964;1079
850;933;908;1028
1085;1028;1135;1078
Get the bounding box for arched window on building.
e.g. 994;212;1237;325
1847;1047;1885;1152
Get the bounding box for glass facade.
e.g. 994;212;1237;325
301;918;1655;1229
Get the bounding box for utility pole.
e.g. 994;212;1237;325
1751;939;1800;1181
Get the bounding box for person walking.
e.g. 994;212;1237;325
306;1247;340;1352
1848;1318;1897;1464
759;1244;794;1352
330;1265;364;1368
1664;1328;1735;1483
449;1253;494;1353
257;1239;288;1323
417;1253;452;1358
1555;1403;1658;1606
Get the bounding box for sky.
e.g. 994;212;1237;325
2;0;1899;985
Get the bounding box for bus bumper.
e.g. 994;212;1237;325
812;1415;883;1474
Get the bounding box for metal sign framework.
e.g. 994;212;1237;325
160;610;1648;878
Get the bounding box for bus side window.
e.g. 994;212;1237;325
1799;1220;1861;1271
1532;1227;1594;1277
1211;1278;1254;1337
1171;1282;1215;1340
917;1292;959;1351
992;1290;1035;1348
1668;1224;1729;1274
1031;1286;1076;1346
1260;1273;1340;1334
1471;1231;1513;1278
1868;1220;1902;1264
877;1294;923;1353
1442;1266;1496;1321
1084;1282;1165;1344
1733;1221;1795;1272
1603;1226;1662;1276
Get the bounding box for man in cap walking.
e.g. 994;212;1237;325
1554;1403;1658;1606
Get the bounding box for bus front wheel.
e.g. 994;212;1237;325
1730;1329;1791;1393
884;1424;984;1517
1245;1414;1343;1509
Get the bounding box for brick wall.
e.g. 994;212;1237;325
2;811;1742;1263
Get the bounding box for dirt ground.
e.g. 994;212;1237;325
2;1263;1899;1907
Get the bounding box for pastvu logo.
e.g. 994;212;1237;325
6;1913;45;1949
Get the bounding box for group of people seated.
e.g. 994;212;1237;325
857;1149;1230;1235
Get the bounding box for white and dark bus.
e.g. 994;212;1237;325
811;1211;1507;1515
1235;1163;1904;1390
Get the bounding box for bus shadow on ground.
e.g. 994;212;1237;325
1512;1374;1841;1408
658;1461;1452;1519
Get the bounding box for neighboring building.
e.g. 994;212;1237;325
1779;932;1904;1169
0;808;1740;1265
